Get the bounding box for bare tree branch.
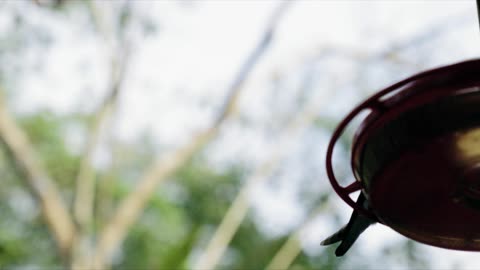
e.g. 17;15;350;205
73;53;127;234
266;229;302;270
92;2;292;268
71;2;131;269
266;217;312;269
266;205;327;270
71;53;129;270
193;158;282;270
0;91;75;257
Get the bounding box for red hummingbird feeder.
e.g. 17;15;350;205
326;59;480;253
323;2;480;256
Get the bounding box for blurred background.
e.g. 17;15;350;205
1;0;480;269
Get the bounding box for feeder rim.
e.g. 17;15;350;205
325;58;480;220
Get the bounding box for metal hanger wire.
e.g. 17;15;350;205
477;0;480;32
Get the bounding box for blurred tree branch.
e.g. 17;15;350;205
265;206;326;270
266;226;303;270
0;91;75;258
32;0;66;8
74;52;125;232
193;76;331;270
73;53;127;236
92;1;293;268
71;1;131;269
193;159;281;270
71;50;129;270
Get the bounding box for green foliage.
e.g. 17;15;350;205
226;220;288;270
113;158;311;270
18;111;81;190
174;161;244;224
113;160;244;269
0;214;59;268
292;246;340;270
